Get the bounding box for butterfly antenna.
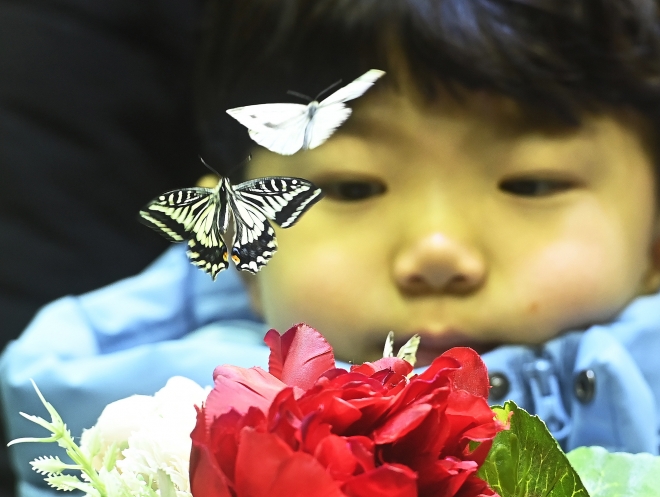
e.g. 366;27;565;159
199;156;221;177
224;154;253;178
315;79;343;100
286;90;312;102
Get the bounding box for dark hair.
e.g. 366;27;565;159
196;0;660;176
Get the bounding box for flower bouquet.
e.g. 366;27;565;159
11;324;659;497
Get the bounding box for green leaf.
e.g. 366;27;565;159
567;446;660;497
44;474;93;493
30;455;80;476
82;427;102;459
478;401;590;497
8;380;71;446
102;442;120;473
12;380;109;497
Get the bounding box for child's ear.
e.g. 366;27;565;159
238;271;265;318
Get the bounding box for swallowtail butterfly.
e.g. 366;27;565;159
139;174;323;278
226;69;385;155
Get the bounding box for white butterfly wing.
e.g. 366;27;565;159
397;334;421;367
248;117;308;155
226;103;308;129
302;69;385;150
227;103;309;155
305;103;352;150
227;70;384;155
319;69;385;106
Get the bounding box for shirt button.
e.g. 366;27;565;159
574;369;596;404
488;372;510;401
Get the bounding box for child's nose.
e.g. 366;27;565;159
393;233;486;295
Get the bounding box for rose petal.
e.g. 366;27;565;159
372;404;433;444
453;475;499;497
189;444;234;497
190;408;233;497
235;428;345;497
441;348;490;399
418;458;478;497
443;391;502;447
265;324;336;390
267;388;303;449
366;357;414;378
264;329;286;380
369;369;408;393
314;434;364;481
298;391;363;434
342;464;418;497
269;454;348;497
205;407;267;484
207;365;286;419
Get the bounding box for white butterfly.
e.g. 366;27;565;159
226;69;385;155
383;331;421;367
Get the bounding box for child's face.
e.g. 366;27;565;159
242;86;660;365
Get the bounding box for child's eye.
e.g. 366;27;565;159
499;178;576;197
320;179;387;201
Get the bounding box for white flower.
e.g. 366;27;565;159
80;377;209;497
83;395;157;449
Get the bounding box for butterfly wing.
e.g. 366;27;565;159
139;186;229;279
233;177;324;228
396;334;421;367
226;103;309;155
383;331;395;358
303;69;385;150
319;69;385;106
186;238;228;280
304;103;352;150
224;177;323;273
139;187;214;242
184;195;230;280
226;194;278;274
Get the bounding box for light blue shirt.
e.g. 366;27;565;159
2;244;659;497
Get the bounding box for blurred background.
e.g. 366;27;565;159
0;0;208;494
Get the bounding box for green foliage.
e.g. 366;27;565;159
9;381;106;495
478;401;590;497
567;446;660;497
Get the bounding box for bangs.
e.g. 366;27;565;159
197;0;660;172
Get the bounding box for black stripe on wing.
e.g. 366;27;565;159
139;187;215;242
139;186;230;279
227;195;278;274
187;239;229;280
233;177;323;228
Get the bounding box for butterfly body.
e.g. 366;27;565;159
140;175;323;278
301;101;321;150
227;69;385;155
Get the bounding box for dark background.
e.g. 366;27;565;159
0;0;206;494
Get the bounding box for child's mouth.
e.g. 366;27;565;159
396;330;498;367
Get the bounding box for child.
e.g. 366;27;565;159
3;0;660;495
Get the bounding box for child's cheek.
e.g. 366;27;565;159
510;222;638;340
256;228;392;359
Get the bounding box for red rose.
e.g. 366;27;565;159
190;324;505;497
